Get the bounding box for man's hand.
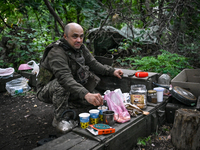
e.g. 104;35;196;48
114;69;123;79
84;93;103;106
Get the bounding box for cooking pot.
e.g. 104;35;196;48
153;82;197;106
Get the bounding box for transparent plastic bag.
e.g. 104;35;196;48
104;89;131;123
158;72;171;95
158;74;171;85
6;77;31;96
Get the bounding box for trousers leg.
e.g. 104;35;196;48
37;79;98;121
37;79;70;121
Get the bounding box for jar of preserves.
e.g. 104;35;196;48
130;84;147;109
148;90;157;104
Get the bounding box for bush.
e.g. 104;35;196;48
115;49;193;78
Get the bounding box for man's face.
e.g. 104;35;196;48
64;25;84;50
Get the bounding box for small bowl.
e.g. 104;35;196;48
18;64;32;70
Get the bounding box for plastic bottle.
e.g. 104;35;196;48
158;71;171;95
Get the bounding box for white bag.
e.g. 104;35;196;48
27;60;39;76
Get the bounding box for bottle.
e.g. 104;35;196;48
130;84;147;109
158;71;171;95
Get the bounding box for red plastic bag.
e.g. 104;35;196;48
104;90;131;123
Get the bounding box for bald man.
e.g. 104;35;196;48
36;23;123;133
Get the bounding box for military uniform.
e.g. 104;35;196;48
37;38;115;121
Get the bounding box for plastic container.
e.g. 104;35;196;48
158;71;171;95
6;77;31;96
153;87;165;102
98;106;108;122
89;109;99;125
130;84;147;109
79;113;90;129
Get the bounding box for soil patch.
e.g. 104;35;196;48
0;91;60;150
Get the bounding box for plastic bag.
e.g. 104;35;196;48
27;60;39;76
6;77;31;96
104;89;131;123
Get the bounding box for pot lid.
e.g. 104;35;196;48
174;86;196;101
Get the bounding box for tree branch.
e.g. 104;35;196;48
0;15;11;28
43;0;65;31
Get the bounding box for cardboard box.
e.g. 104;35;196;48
171;69;200;97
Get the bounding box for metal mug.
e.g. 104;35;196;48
103;110;115;126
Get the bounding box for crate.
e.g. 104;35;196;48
96;68;159;94
171;69;200;98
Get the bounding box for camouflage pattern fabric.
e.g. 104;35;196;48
37;79;95;121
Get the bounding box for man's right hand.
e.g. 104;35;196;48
84;93;103;106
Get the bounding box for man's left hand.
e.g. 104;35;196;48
113;69;123;79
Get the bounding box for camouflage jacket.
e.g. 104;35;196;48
36;38;115;99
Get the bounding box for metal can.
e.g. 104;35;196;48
130;84;147;109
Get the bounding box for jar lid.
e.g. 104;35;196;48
148;90;156;93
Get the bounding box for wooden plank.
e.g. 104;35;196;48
93;117;147;150
34;132;98;150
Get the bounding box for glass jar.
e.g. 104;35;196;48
130;84;147;109
148;90;157;104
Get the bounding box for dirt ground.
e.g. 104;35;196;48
0;90;176;150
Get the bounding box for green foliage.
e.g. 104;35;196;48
0;0;199;70
116;49;193;78
1;28;52;68
137;136;151;146
110;38;143;55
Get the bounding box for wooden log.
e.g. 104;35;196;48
171;108;200;150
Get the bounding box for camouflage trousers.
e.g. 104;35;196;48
37;79;95;121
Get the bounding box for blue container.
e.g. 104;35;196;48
79;113;90;123
89;109;99;118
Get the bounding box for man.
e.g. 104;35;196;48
36;23;123;133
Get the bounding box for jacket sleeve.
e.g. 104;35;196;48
82;45;115;76
45;46;89;99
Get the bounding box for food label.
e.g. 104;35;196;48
131;94;145;104
130;94;147;109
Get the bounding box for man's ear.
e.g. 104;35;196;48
64;34;67;39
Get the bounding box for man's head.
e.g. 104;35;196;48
64;23;84;50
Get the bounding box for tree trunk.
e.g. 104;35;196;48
171;108;200;150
